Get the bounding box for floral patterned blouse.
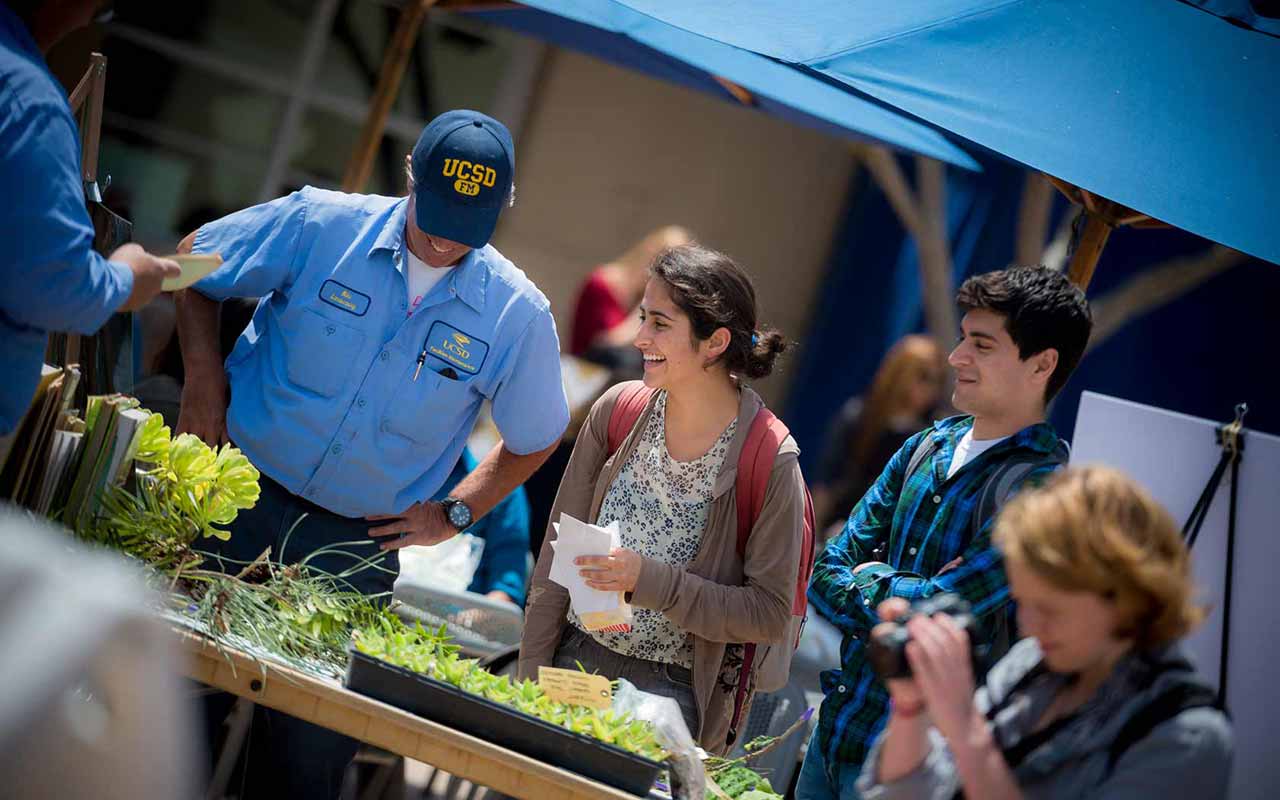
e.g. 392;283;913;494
569;391;736;668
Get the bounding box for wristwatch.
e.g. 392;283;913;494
440;496;473;531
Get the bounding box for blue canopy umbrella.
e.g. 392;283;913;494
454;0;980;170
615;0;1280;270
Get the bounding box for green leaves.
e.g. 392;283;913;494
352;621;668;762
88;412;261;561
706;764;781;799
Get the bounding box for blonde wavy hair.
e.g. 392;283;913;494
994;466;1205;650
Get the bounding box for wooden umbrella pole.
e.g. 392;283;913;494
342;0;438;193
1066;211;1112;290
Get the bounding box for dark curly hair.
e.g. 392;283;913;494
956;265;1093;403
649;244;787;380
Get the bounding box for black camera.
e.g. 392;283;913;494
867;593;984;680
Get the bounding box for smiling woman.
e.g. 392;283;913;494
519;244;810;753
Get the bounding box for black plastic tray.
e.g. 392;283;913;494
344;649;664;796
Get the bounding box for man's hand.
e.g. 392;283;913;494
576;547;643;593
854;560;889;574
176;368;229;447
366;501;458;551
485;590;515;605
875;598;927;713
112;243;180;312
903;612;980;744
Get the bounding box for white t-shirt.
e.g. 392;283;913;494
946;429;1009;480
405;249;455;315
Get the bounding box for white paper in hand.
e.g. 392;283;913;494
548;513;632;631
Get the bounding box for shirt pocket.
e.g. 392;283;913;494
285;307;366;397
382;367;476;445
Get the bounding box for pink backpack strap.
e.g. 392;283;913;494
606;382;656;456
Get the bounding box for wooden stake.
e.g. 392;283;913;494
77;53;108;185
1015;172;1054;265
1067;211;1112;289
342;0;438;193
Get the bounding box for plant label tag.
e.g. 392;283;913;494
537;667;613;710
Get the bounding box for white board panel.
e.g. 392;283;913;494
1073;391;1280;799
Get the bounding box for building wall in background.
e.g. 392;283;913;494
490;48;856;405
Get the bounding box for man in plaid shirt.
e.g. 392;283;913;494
796;266;1092;799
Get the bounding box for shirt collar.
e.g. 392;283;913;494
368;197;488;312
930;414;1060;455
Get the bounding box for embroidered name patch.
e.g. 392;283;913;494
318;280;370;316
425;320;489;375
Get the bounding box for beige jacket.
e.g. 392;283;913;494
517;382;808;754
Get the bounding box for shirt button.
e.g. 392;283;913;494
932;494;942;504
863;598;871;606
357;398;367;408
837;685;847;694
331;444;343;455
380;350;390;361
909;547;918;555
325;325;335;335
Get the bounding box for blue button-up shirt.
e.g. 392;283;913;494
0;6;133;434
191;186;569;517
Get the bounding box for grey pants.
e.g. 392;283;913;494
553;625;700;738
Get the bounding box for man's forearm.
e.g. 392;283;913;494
174;287;223;379
173;231;225;379
450;440;557;520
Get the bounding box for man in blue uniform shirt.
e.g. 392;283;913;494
1;1;179;435
173;109;568;797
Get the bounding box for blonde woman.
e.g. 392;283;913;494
860;466;1232;799
813;334;945;531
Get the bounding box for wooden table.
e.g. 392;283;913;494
175;628;640;800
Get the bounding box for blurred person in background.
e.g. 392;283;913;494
813;335;946;535
430;446;531;606
860;467;1232;799
569;224;693;372
1;0;179;435
520;244;805;751
0;508;198;800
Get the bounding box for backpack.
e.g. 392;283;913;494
605;382;815;744
895;427;1070;666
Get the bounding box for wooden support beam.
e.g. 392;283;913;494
711;75;755;106
342;0;438;193
860;145;926;238
1066;211;1113;289
915;156;958;346
1015;172;1054;265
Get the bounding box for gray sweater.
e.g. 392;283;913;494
858;638;1233;799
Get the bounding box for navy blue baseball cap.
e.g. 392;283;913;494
411;110;515;249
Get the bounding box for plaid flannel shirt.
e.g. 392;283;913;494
807;415;1063;780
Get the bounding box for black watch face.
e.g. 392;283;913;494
446;501;472;529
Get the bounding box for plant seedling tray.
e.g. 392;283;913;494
344;649;663;797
